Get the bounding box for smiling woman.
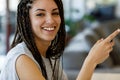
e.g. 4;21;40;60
0;0;66;80
0;0;120;80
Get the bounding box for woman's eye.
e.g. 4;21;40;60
36;13;45;17
52;12;60;16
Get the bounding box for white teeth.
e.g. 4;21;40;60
43;27;55;31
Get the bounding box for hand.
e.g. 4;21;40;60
87;29;120;65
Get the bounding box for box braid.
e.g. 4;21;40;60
11;0;66;80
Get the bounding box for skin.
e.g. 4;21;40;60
16;0;120;80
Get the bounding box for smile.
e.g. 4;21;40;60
42;27;56;31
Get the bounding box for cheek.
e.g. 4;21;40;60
57;17;61;27
29;14;41;31
31;19;41;34
31;21;37;30
54;17;61;33
30;16;42;28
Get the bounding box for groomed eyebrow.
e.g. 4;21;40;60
35;9;45;11
35;8;59;12
53;8;59;11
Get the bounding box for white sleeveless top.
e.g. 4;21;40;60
0;42;68;80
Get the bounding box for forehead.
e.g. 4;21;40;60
31;0;58;10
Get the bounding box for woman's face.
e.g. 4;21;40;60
29;0;61;43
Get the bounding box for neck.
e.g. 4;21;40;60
35;39;51;57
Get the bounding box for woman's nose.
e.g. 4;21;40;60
46;15;54;24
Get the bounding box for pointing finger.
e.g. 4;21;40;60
105;29;120;42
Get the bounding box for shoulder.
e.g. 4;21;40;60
16;54;45;80
7;42;33;62
8;42;28;55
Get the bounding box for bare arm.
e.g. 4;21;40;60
16;54;45;80
76;29;120;80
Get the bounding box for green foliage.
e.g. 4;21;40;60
65;19;83;37
83;14;96;22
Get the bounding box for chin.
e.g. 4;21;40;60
45;36;56;42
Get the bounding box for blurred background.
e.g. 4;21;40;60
1;0;120;80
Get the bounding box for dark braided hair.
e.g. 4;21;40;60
11;0;66;80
